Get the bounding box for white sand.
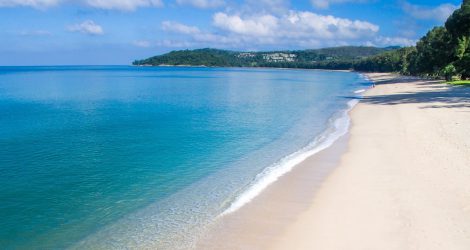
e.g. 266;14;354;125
272;73;470;249
197;73;470;250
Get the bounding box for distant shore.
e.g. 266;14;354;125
133;64;354;73
195;73;470;249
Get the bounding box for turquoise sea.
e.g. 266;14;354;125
0;66;369;249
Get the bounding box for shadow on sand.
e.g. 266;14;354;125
347;77;470;109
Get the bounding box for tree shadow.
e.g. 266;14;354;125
372;77;425;85
345;79;470;109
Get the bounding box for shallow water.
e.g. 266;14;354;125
0;66;369;249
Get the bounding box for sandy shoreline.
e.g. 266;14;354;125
196;73;470;249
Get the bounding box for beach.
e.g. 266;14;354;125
197;73;470;249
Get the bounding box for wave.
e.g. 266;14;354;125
359;73;370;81
354;89;366;94
220;99;359;216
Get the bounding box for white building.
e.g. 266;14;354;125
262;53;297;63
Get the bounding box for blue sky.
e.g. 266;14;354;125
0;0;463;65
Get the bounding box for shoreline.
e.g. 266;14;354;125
196;128;353;250
220;97;361;216
196;73;470;249
270;73;470;249
194;74;370;249
132;64;354;72
65;68;364;250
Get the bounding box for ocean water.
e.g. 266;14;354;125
0;66;369;249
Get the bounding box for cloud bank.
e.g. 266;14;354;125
0;0;60;9
68;20;103;35
161;10;386;49
1;0;422;51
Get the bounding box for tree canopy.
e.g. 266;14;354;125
352;0;469;79
133;46;393;70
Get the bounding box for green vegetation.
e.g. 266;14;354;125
447;80;470;86
354;47;416;73
354;0;470;81
134;48;243;67
133;46;395;70
134;0;470;82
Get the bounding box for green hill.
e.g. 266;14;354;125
132;46;395;70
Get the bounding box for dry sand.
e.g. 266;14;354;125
197;73;470;250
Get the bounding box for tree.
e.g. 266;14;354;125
441;64;457;81
353;47;415;74
445;0;470;38
412;27;454;76
446;0;470;79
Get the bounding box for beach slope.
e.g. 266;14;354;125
273;73;470;249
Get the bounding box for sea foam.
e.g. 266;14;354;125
221;99;359;216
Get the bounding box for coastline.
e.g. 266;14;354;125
132;64;353;72
196;73;470;249
194;73;368;249
59;67;363;250
196;127;352;250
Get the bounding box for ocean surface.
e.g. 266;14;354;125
0;66;369;249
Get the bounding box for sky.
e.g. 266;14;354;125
0;0;463;65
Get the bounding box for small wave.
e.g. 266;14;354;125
354;89;366;94
220;99;359;216
359;74;370;81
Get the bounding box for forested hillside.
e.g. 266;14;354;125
133;46;393;69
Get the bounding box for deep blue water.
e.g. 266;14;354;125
0;66;369;249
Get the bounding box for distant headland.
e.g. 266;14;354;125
132;46;400;72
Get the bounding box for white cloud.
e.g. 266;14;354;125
0;0;60;9
242;0;290;14
156;39;197;48
161;21;235;45
402;1;459;22
84;0;163;11
162;10;380;49
311;0;369;9
132;40;151;47
18;29;52;36
213;13;278;36
175;0;223;9
68;20;104;35
285;11;379;39
213;11;379;40
370;36;417;47
161;21;201;34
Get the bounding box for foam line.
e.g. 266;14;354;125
221;99;359;216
